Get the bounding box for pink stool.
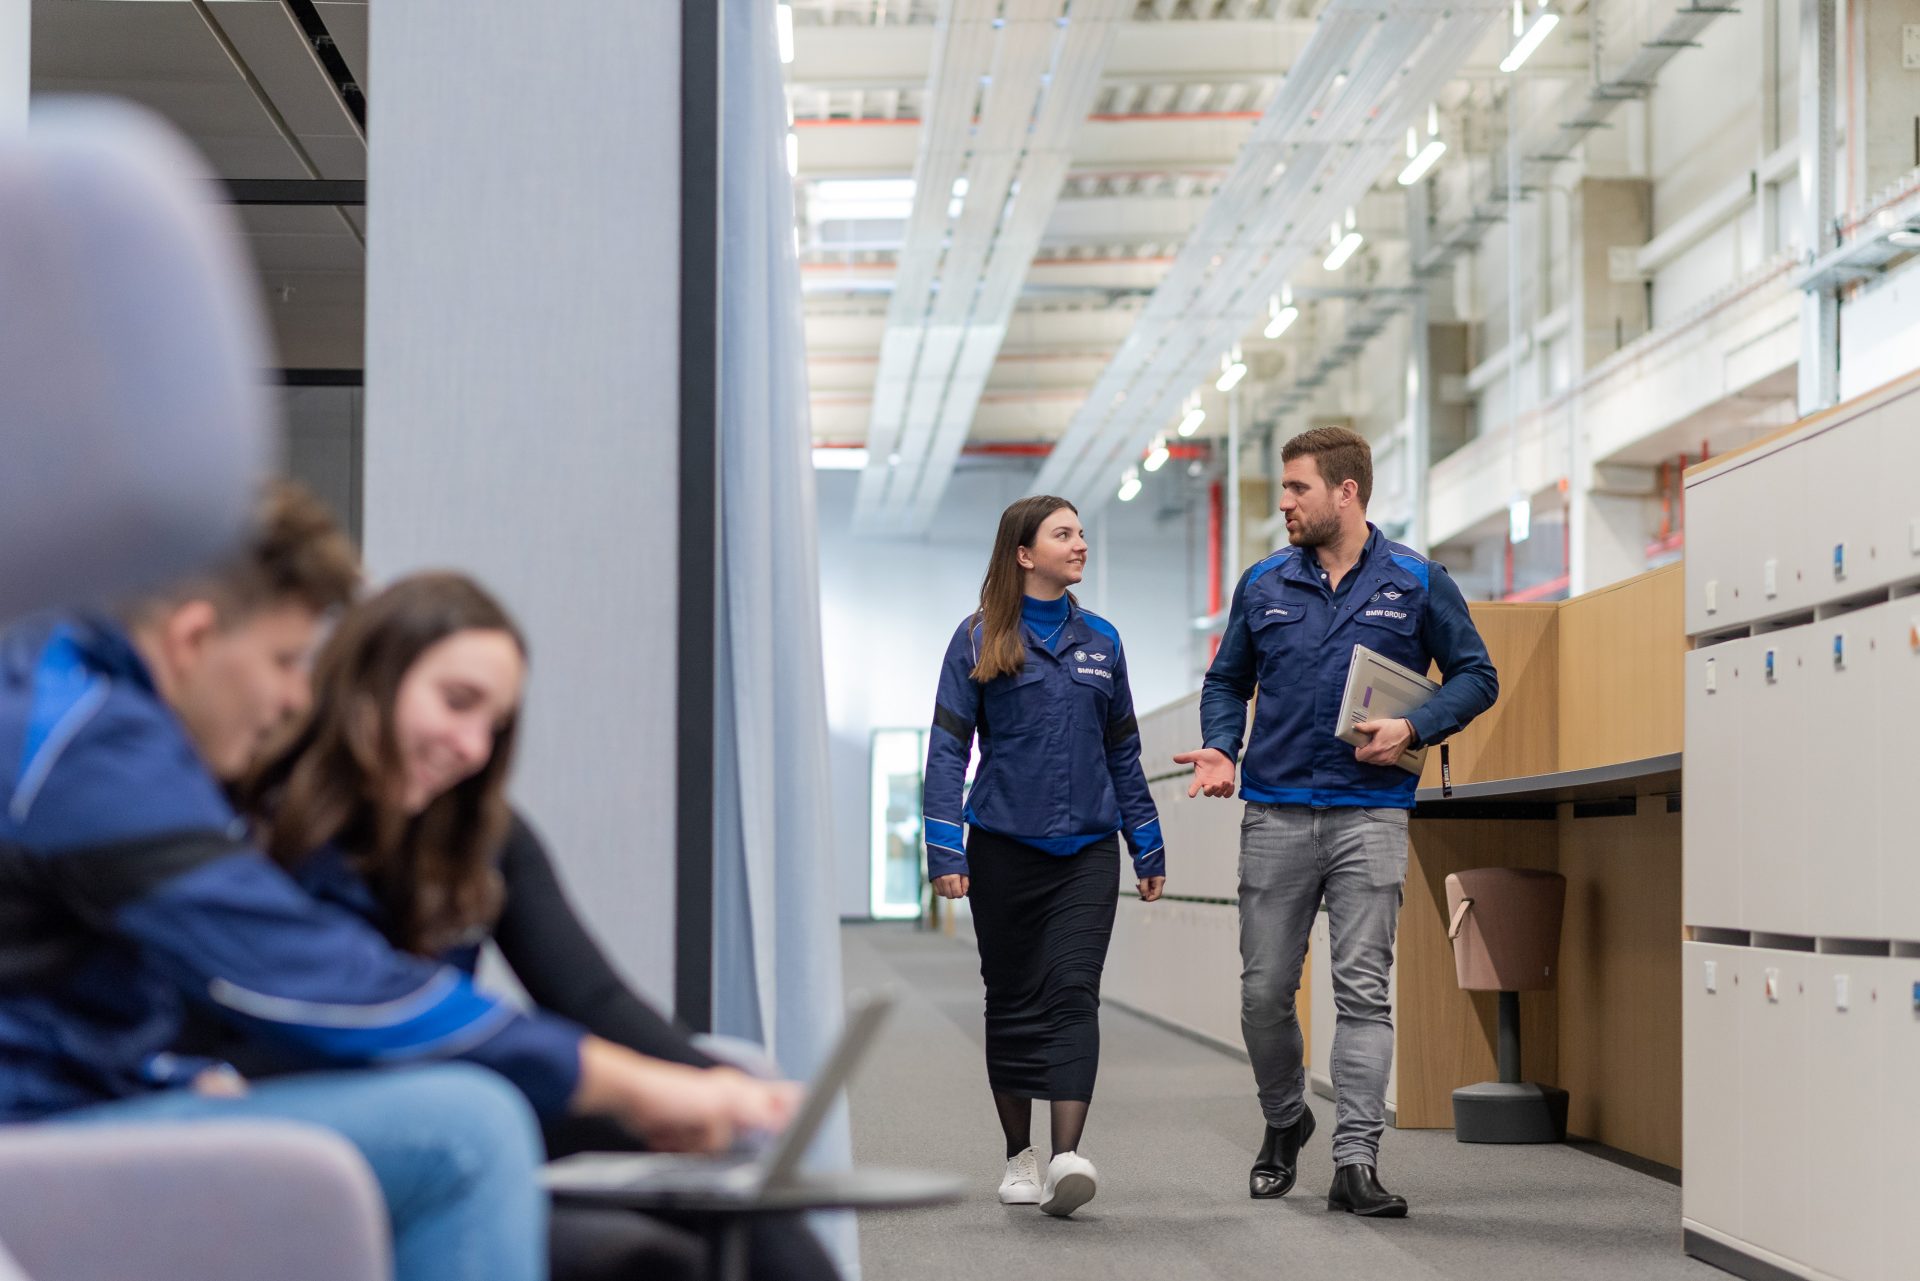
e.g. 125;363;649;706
1445;867;1569;1143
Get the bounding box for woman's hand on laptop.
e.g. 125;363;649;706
573;1036;802;1153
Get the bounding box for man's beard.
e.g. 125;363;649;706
1287;510;1341;547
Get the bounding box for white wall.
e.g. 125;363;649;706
820;463;1202;919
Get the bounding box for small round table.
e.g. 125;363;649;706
552;1166;964;1281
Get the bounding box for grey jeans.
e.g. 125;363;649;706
1238;802;1408;1168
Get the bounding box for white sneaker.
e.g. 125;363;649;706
998;1146;1041;1204
1039;1151;1097;1217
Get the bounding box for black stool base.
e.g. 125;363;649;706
1451;1082;1569;1144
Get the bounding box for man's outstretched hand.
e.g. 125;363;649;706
1174;747;1236;798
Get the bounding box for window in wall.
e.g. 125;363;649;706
868;728;929;921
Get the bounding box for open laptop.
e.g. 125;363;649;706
541;992;892;1207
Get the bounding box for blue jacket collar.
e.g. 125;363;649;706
1024;595;1094;659
67;614;160;694
3;612;157;695
1286;526;1420;597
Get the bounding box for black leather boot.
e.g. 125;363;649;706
1327;1163;1408;1217
1248;1107;1316;1199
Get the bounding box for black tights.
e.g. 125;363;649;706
993;1092;1091;1158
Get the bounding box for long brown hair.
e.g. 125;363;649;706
969;495;1078;682
241;573;526;956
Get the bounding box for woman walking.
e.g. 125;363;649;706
922;495;1167;1218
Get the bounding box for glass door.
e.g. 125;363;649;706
868;728;928;920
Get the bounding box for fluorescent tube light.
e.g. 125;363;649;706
1118;468;1142;502
1177;406;1206;437
776;4;794;63
1323;231;1363;271
1397;139;1447;186
1144;438;1170;473
1500;12;1560;73
1216;361;1247;392
1265;305;1299;339
812;447;868;470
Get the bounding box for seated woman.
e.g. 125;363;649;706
237;572;840;1281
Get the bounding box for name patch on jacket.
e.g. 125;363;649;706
1363;607;1410;622
1262;607;1293;619
1075;665;1113;681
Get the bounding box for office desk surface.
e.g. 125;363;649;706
1415;752;1680;816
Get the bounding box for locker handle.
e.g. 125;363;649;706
1448;898;1473;941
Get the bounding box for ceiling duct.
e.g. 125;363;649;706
851;0;1133;536
1034;0;1509;513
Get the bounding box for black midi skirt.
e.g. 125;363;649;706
965;827;1120;1102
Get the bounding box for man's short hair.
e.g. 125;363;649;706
1281;426;1373;508
128;481;359;623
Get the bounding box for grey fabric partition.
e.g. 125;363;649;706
360;2;683;1004
712;0;856;1269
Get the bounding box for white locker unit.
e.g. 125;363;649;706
1148;779;1241;902
1787;427;1872;613
1804;609;1881;940
1681;942;1744;1236
1684;371;1920;1281
1686;454;1762;635
1872;402;1920;589
1804;953;1885;1281
1736;948;1811;1266
1135;691;1201;782
1684;644;1745;930
1875;954;1920;1281
1105;897;1243;1051
1876;605;1920;943
1742;628;1811;936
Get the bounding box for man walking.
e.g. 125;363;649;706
1175;427;1497;1218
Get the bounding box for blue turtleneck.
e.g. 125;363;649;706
1021;593;1070;644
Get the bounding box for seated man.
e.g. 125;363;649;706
0;484;790;1281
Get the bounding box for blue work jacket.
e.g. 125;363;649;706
0;615;583;1122
1200;526;1499;808
923;600;1163;881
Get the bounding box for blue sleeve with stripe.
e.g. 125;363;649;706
1102;635;1164;879
115;856;584;1116
13;684;584;1117
921;619;978;880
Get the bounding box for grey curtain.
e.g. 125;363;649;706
713;0;857;1272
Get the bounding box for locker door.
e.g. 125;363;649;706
1681;942;1743;1236
1806;608;1881;939
1748;454;1811;622
1743;629;1810;936
1738;948;1810;1263
1794;425;1880;606
1877;955;1920;1281
1684;642;1745;930
1877;605;1920;942
1873;403;1920;595
1686;465;1758;634
1805;954;1884;1281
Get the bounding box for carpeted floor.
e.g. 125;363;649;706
843;923;1721;1281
